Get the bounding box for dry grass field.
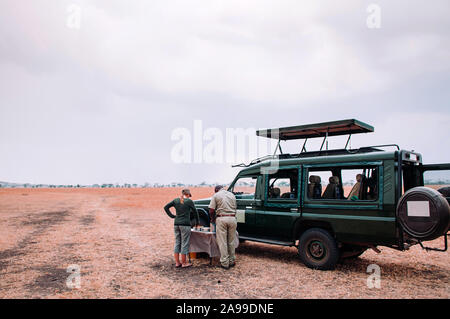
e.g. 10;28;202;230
0;187;448;299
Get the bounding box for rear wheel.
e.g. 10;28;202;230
298;228;340;270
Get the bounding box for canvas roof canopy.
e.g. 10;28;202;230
256;119;374;141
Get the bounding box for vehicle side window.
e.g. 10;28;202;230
230;176;258;195
307;167;379;201
343;168;378;201
267;169;298;200
307;171;331;199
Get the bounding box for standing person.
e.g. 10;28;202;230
209;185;237;269
164;189;199;268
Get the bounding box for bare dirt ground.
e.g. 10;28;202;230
0;188;448;299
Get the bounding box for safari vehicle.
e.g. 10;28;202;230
193;119;450;270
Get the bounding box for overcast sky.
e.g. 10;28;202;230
1;0;449;185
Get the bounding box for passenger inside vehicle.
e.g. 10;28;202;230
322;176;341;199
308;175;322;199
347;174;366;200
269;187;281;199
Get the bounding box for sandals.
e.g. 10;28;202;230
181;263;193;268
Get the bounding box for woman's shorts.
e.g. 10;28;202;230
174;225;191;254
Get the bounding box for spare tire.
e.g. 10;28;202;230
397;187;450;241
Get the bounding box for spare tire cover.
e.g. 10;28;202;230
396;187;450;241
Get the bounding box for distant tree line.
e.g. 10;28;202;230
424;179;450;185
0;182;220;188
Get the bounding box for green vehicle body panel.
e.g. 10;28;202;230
194;150;406;247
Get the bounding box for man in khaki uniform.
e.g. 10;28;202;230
209;185;237;269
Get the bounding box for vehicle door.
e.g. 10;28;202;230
258;165;301;241
229;175;263;237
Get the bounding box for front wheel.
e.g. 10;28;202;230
298;228;340;270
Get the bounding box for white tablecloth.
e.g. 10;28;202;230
189;229;239;257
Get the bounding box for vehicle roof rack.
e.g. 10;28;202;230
256;119;374;141
232;120;394;168
256;119;374;155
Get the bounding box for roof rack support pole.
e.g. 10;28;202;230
301;138;308;153
273;139;281;156
345;134;352;150
320;130;329;151
319;135;326;151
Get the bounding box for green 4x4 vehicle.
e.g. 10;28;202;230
193;119;450;270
